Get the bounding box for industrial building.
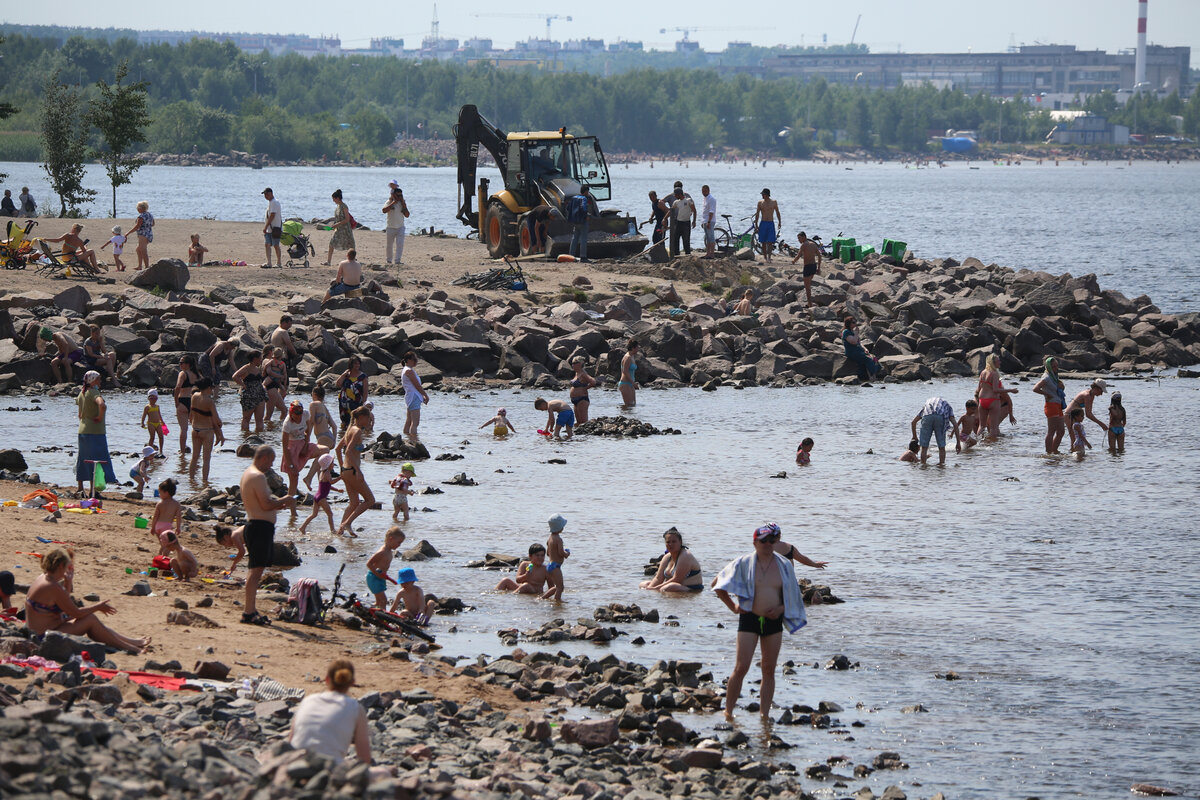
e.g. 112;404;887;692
1050;115;1131;145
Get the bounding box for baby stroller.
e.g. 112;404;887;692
1;220;38;270
280;220;314;268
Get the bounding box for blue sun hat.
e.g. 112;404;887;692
548;514;567;533
397;567;418;584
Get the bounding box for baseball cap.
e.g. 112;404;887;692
261;187;273;195
754;523;781;541
548;514;567;533
397;567;418;584
142;446;157;458
0;570;15;597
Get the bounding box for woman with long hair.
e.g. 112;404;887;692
323;189;356;266
976;353;1018;438
1032;356;1068;454
26;549;151;654
173;354;200;454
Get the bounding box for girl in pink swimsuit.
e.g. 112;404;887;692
148;479;182;546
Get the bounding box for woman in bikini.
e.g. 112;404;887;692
618;340;639;408
26;548;150;654
399;351;427;439
976;353;1018;438
261;346;289;424
640;529;704;593
334;405;375;538
569;357;598;424
199;339;236;387
173;354;199;454
233;352;268;433
189;378;224;483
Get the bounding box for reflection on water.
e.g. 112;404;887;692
9;378;1200;798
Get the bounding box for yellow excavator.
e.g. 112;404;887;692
453;104;647;259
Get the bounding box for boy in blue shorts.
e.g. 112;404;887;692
365;526;405;608
534;397;574;440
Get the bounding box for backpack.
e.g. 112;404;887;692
566;194;589;224
282;578;324;625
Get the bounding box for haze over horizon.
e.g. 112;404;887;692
3;0;1198;66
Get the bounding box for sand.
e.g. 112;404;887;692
0;479;522;706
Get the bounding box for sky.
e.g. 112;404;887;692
3;0;1198;65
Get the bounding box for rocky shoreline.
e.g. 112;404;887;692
1;247;1197;403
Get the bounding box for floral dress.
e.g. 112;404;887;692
330;204;355;250
135;211;155;243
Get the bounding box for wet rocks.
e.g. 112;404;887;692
401;539;442;561
466;553;521;569
800;578;845;605
0;448;27;472
497;617;624;645
575;416;677;437
594;603;660;623
369;432;430;461
442;472;477;486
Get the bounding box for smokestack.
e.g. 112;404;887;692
1134;0;1148;90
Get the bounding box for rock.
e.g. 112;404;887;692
0;448;27;471
1130;784;1180;797
873;751;909;770
130;259;190;292
102;325;151;358
402;539;441;560
52;285;91;314
442;472;477;486
167;610;221;628
38;631;111;664
880;787;907;800
523;718;552;742
560;717;620;749
271;541;303;567
127;580;152;597
825;654;852;670
655;716;688;743
419;340;495;374
681;747;724;770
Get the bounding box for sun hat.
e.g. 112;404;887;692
388;179;400;188
147;388;158;398
754;522;781;541
397;567;418;584
548;514;567;533
111;225;122;235
401;462;416;475
1092;378;1107;392
142;446;157;458
317;453;335;469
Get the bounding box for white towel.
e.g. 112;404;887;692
711;552;806;633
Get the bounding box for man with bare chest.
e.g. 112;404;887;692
753;188;782;263
239;446;295;625
712;522;806;721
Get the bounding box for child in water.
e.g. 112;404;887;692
479;407;517;437
389;462;416;523
958;398;980;448
542;514;570;601
534;398;574;439
299;453;343;535
187;233;209;267
899;440;920;463
140;389;165;454
129;445;157;494
495;544;550;594
365;527;406;609
1108;391;1126;452
795;437;814;466
1069;407;1091;456
389;567;436;622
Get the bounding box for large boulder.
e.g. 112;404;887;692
0;449;27;471
1021;282;1076;316
792;353;834;379
52;285;91;315
184;323;219;353
326;307;378;329
418;340;495;375
511;331;550;365
168;302;227;329
124;352;189;388
131;259;190;292
101;326;151;358
560;718;619;749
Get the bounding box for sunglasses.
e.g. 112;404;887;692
758;534;780;543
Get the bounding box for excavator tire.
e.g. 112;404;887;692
518;220;544;257
485;203;517;259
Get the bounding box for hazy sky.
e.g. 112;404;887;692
4;0;1197;64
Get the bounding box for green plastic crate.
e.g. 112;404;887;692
891;240;906;259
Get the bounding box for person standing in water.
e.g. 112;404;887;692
1032;356;1068;454
618;340;640;407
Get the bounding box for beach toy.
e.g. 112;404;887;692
3;500;16;506
148;568;158;578
125;567;133;574
92;462;107;492
537;429;551;436
161;424;169;435
134;516;149;529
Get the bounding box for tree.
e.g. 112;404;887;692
86;60;151;218
40;71;96;217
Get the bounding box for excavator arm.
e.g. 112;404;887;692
454;104;509;230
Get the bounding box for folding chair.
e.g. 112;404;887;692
36;240;99;280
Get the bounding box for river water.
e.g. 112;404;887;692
3;158;1199;312
7;375;1200;799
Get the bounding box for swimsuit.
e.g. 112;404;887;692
758;220;777;244
177;373;195;410
1110;426;1125;435
339;374;366;423
663;554;704;591
979;397;996;412
392;477;411;508
737;611;783;637
27;597;65;617
366;572;388;595
570;394;588;406
314;480;332;504
547;562;561;573
240;371;267;411
555;408;575;427
803;263;817;277
570;378;590;405
619;360;637;388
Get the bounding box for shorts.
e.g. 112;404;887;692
737;611;783;637
1044;402;1063;418
803;263;817;278
67;349;86;364
366;572;388;595
918;414;948;449
703;224;715;246
547;561;561;573
556;408;575;428
328;281;360;297
244;519;275;570
405;392;423;411
758;221;777;244
264;227;282;245
129;467;143;480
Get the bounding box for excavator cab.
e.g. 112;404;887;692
455;104;644;260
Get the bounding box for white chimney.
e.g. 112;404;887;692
1134;0;1148;90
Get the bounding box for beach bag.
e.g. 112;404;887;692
92;462;107;492
151;555;173;571
566;194;589;224
281;578;324;625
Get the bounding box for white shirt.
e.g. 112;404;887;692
266;198;282;228
401;365;421;397
385;200;407;229
282;408;310;439
702;193;716;225
290;692;365;763
109;235;127;254
671;197;693;222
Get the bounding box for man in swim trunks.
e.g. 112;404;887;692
239;446;296;625
534;397;574;440
753;188;781;264
791;231;822;307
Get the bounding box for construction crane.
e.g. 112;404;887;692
849;14;862;46
471;12;573;42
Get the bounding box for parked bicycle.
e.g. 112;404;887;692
712;214;797;259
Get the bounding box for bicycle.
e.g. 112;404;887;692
450;256;526;290
712;215;758;254
323;563;436;643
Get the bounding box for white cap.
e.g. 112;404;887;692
142;446;157;458
147;388;158;398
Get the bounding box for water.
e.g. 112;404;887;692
4;158;1199;312
9;378;1200;799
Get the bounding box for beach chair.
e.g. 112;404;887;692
36;239;99;280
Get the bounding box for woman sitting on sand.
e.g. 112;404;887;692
26;548;151;654
640;529;704;593
290;659;371;764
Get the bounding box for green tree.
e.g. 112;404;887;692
86;60;151;217
39;71;96;217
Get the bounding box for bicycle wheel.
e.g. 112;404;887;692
713;231;733;251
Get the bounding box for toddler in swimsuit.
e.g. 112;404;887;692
1069;407;1091;457
299;453;343;535
958;399;980;448
541;514;570;601
129;445;157;494
479;407;517;437
389;462;416;522
148;478;182;545
1108;392;1126;453
140;389;165;454
795;437;814;466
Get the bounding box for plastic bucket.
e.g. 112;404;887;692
861;245;876;257
134;516;148;529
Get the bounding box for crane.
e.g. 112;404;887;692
471;12;573;42
849;14;862;46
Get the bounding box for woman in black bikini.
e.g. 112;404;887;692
199;339;236;387
189;378;224;483
334;405;374;537
569;357;598;424
174;354;199;454
640;528;704;593
261;345;289;423
233;352;268;433
26;548;151;654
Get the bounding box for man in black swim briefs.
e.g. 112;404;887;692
238;446;295;625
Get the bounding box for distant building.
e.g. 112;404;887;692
463;38;493;52
137;29;341;57
1051;115;1130;146
607;40;643;52
675;40;700;54
762;44;1190;97
563;39;605;53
